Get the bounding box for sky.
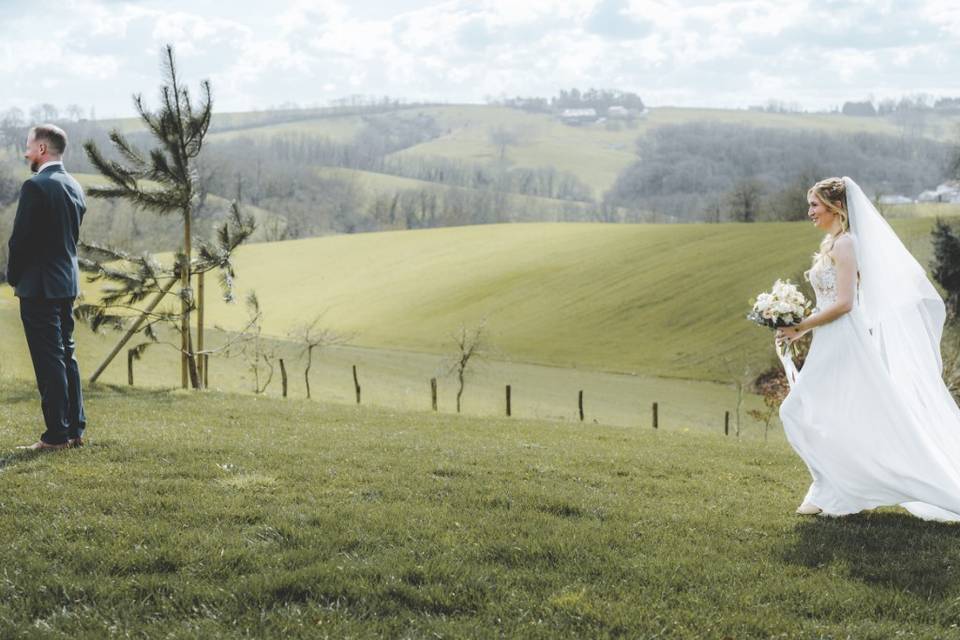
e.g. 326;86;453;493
1;0;958;118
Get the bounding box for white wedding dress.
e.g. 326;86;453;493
779;178;960;522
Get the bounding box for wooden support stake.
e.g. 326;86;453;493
90;276;179;384
127;349;135;386
203;354;209;388
430;377;438;412
279;358;288;398
578;390;584;422
724;411;730;436
353;365;361;404
652;402;659;429
506;384;512;417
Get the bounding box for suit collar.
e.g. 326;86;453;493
36;160;64;175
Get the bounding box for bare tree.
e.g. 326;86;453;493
488;126;520;162
722;353;762;438
65;104;86;122
240;291;275;394
447;320;487;414
726;178;765;223
0;107;26;151
30;103;59;124
290;313;351;399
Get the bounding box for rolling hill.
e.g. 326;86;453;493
57;218;953;384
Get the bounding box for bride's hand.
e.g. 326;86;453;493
776;324;807;344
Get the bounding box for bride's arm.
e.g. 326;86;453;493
795;236;858;334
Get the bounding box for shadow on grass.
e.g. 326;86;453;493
781;510;960;598
0;448;64;473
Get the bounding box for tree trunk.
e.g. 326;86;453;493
304;345;313;399
197;270;205;385
456;370;465;413
180;210;192;389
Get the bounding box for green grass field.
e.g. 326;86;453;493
1;379;958;638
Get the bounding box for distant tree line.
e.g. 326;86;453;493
605;122;952;223
380;156;593;202
493;88;645;114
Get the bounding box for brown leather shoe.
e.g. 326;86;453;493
17;440;71;452
68;437;84;448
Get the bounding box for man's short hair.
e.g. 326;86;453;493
31;124;68;156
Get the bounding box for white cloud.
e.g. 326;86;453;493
0;0;958;116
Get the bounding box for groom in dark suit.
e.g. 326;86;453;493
7;124;87;451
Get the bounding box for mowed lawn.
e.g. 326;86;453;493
1;381;959;638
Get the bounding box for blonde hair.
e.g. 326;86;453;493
807;178;850;262
804;177;848;280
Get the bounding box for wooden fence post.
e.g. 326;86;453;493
127;349;135;386
203;354;209;389
279;358;288;398
506;385;512;417
578;390;584;422
724;411;730;436
652;402;659;429
353;365;361;404
430;377;438;411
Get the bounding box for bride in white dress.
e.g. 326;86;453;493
775;176;960;522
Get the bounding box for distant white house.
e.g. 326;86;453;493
918;181;960;203
607;106;630;118
560;108;598;124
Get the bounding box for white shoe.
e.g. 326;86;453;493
795;503;823;515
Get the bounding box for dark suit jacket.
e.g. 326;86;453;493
6;164;86;299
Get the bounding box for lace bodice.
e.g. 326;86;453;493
807;258;860;312
807;259;839;309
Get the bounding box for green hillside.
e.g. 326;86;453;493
66;218;949;384
207;113;367;143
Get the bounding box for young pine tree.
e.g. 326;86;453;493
83;44;212;388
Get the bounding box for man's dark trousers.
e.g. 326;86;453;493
19;297;85;445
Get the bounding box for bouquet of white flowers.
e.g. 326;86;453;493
747;278;811;330
748;279;812;369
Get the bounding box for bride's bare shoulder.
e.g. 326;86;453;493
834;233;856;247
830;234;857;266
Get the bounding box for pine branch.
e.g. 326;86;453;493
134;94;165;140
108;131;148;171
79;240;133;264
